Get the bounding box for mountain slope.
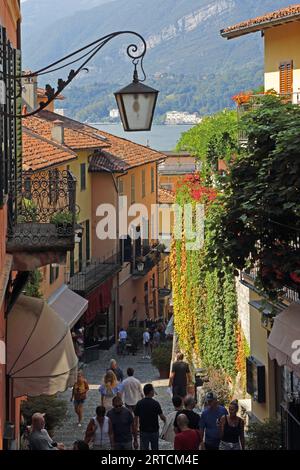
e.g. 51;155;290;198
21;0;290;120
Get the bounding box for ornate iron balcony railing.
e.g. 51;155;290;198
7;170;77;252
65;252;122;294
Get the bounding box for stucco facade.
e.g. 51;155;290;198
264;22;300;98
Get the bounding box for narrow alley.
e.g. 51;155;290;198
54;348;185;450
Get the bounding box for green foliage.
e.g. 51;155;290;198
171;171;238;379
151;341;172;370
176;109;238;177
202;368;233;406
21;395;68;434
50;211;74;225
18;198;38;223
24;270;43;298
246;419;282;450
214;95;300;296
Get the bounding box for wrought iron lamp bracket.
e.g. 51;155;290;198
1;30;147;118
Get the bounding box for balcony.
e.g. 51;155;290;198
65;253;121;295
132;247;161;279
237;92;300;146
158;162;197;175
7;171;77;261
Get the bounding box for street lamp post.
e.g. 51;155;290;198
2;31;159;131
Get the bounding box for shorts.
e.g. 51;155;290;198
74;399;85;406
172;385;187;398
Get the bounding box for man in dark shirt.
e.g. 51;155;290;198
169;353;191;398
134;383;166;450
174;395;200;432
107;396;138;450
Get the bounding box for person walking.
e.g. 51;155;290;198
29;413;65;450
219;400;245;450
160;395;183;444
134;383;166;450
118;328;127;355
99;370;121;411
84;406;114;450
174;414;201;451
70;371;89;427
174;395;200;433
107;359;124;382
120;368;143;414
169;353;192;398
152;329;161;349
199;392;228;450
107;396;138;450
142;328;151;359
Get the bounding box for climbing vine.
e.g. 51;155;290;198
171;173;240;381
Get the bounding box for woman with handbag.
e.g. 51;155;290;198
71;371;89;427
219;400;245;450
84;406;114;450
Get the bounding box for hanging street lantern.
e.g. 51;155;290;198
114;68;159;131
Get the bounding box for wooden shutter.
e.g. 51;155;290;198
279;60;293;95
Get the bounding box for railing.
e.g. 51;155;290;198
158;163;197;175
66;252;121;294
7;170;77;251
281;402;300;450
237;92;300;145
132;249;160;278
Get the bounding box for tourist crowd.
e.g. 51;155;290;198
24;337;245;451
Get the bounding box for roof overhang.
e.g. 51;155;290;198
221;13;300;39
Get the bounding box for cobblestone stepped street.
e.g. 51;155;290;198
54;347;179;450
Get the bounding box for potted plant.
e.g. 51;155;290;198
18;198;38;223
151;341;172;379
50;211;74;237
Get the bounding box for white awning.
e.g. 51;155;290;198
7;295;78;398
48;284;88;329
268;302;300;377
165;315;174;336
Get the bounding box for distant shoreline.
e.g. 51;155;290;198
88;122;194;126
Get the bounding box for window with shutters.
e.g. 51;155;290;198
0;25;22;209
80;163;86;191
50;264;59;284
151;167;155;193
142;169;146;198
131;174;135;204
279;61;293;95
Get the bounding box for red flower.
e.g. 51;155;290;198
290;272;300;284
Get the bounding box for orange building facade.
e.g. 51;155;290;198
0;0;21;450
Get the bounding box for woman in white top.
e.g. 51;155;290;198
99;370;121;411
85;406;113;450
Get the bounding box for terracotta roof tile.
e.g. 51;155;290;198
158;187;175;204
24;112;107;150
24;110;166;169
89;151;128;173
22;128;77;172
221;3;300;38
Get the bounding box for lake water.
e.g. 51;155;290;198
92;123;193;151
